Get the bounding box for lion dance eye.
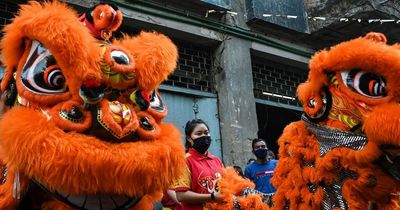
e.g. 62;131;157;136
44;65;65;88
341;69;387;98
110;50;130;65
21;40;67;94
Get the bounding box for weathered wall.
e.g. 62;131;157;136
213;0;259;166
304;0;400;32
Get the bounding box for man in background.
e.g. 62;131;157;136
244;138;278;194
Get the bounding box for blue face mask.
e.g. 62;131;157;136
253;148;268;159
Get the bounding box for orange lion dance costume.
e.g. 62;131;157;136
208;33;400;210
0;1;185;210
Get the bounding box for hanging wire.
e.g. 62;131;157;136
204;9;400;24
193;98;199;119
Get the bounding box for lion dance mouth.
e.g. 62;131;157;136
34;179;142;210
0;1;185;210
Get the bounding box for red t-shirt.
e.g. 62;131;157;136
172;148;223;210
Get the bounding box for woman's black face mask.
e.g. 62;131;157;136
192;136;211;154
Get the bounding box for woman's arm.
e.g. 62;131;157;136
166;189;181;205
176;191;221;204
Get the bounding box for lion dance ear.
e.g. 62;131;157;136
364;32;387;43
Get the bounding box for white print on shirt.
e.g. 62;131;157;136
198;172;221;193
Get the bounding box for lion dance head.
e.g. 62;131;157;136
0;1;185;210
272;32;400;209
208;33;400;210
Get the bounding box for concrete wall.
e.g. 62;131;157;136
214;35;258;166
212;0;258;166
304;0;400;32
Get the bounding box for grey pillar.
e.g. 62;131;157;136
213;1;258;167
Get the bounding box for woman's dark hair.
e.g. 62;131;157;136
184;118;209;151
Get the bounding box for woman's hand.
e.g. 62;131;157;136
212;191;224;202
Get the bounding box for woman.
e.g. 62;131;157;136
171;119;223;210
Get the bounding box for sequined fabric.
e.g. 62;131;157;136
302;115;368;156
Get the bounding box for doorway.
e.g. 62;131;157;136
256;103;302;158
